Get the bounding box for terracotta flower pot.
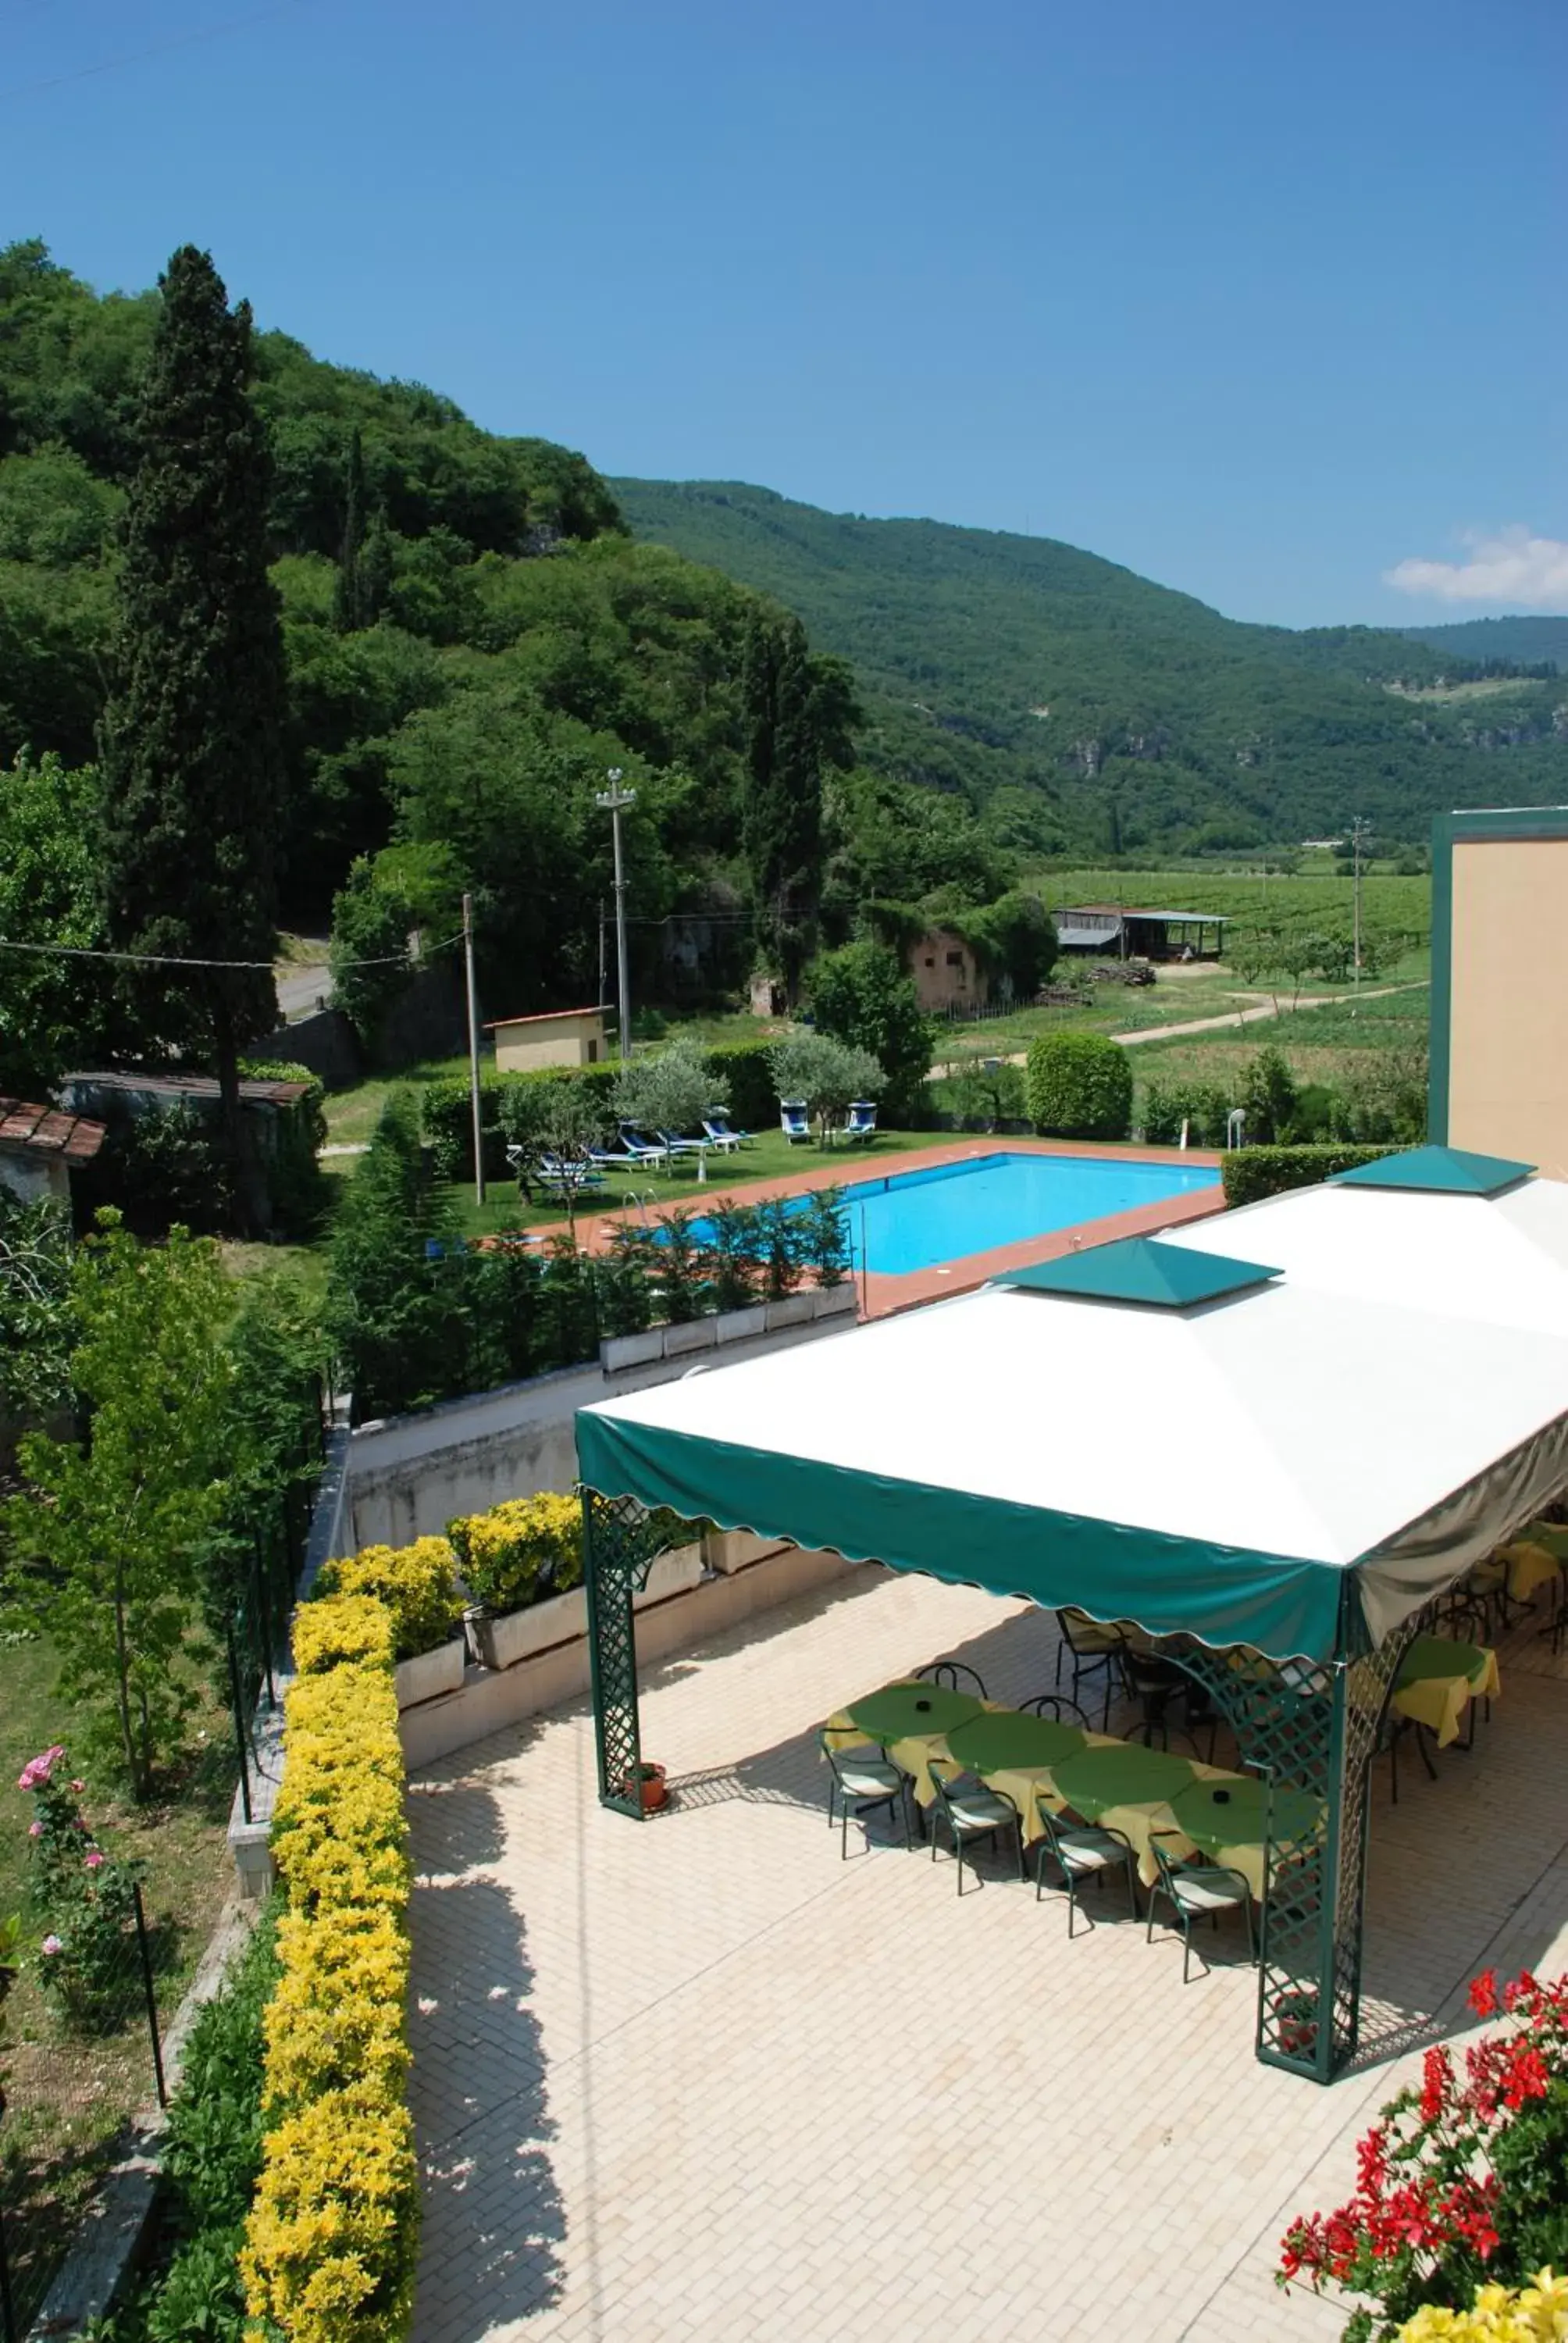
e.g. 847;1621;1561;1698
623;1762;667;1813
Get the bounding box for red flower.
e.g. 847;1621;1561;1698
1468;1967;1499;2017
1501;2044;1550;2109
1418;2046;1452;2126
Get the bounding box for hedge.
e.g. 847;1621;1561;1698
1025;1030;1133;1139
422;1041;779;1182
1221;1144;1396;1207
315;1537;463;1662
242;1596;419;2343
447;1490;583;1617
1139;1076;1234;1148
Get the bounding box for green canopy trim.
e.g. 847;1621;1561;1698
1330;1144;1534;1196
575;1410;1354;1663
995;1235;1281;1308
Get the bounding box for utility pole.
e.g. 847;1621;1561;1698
596;769;636;1061
462;891;485;1206
1349;815;1370;997
597;897;607;1018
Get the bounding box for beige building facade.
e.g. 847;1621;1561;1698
489;1007;610;1073
1431;810;1568;1177
905;926;985;1013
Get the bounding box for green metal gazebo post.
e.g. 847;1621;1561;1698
583;1489;643;1816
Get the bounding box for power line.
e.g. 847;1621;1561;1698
0;0;308;106
0;929;465;972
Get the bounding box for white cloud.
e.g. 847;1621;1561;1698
1384;526;1568;609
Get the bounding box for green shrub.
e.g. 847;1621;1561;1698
1138;1076;1232;1147
447;1492;583;1616
1221;1144;1397;1207
421;1075;508;1182
701;1041;775;1132
1025;1031;1132;1139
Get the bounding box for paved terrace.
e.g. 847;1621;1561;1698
407;1570;1568;2343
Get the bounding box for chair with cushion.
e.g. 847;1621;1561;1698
1018;1693;1092;1727
780;1100;810;1144
1146;1831;1256;1982
915;1660;987;1697
818;1731;910;1860
1034;1799;1139;1937
1053;1610;1129;1729
925;1760;1025;1895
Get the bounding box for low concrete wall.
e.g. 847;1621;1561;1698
400;1539;848;1771
347;1303;858;1548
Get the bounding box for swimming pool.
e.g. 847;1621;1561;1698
710;1152;1221;1278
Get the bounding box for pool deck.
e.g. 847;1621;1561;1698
528;1138;1228;1321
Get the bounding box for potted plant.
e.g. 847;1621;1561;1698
315;1536;467;1708
450;1493;586;1671
622;1761;667;1813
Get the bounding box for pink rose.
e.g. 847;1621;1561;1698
41;1935;62;1956
70;1779;85;1795
84;1849;105;1870
28;1821;42;1838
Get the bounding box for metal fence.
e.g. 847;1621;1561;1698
0;1880;166;2341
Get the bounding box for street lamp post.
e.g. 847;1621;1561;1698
1349;815;1370;997
596;769;636;1061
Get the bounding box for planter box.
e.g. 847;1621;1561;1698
715;1302;768;1346
394;1635;467;1710
472;1587;587;1671
663;1316;718;1357
765;1293;815;1331
601;1327;665;1374
813;1282;857;1318
469;1545;706;1672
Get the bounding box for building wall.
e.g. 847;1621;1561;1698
0;1151;69;1206
1439;826;1568;1176
494;1018;604;1073
907;929;985;1012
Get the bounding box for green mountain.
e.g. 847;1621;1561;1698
613;480;1568;852
1399;615;1567;672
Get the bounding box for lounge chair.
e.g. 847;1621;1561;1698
608;1125;672;1170
654;1128;711;1167
701;1112;747;1152
841;1100;878;1145
780;1100;810;1144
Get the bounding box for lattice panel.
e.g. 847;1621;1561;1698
583;1492;701;1818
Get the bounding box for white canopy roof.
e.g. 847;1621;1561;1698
577;1168;1568;1661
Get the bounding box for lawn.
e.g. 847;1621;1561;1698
0;1623;241;2323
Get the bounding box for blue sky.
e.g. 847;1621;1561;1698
4;0;1563;626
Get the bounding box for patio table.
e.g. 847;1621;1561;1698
1392;1635;1499;1748
1498;1535;1566;1603
1046;1742;1218;1887
943;1710;1118;1845
827;1682;987;1803
1167;1775;1325;1901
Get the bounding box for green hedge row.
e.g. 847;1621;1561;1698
1220;1145;1396;1207
422;1042;779;1182
1025;1031;1132;1139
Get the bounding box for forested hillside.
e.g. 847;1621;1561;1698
1399;616;1567;672
614;480;1568;851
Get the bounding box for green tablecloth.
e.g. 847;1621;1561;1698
846;1682;984;1742
1398;1635;1490;1689
1392;1634;1499;1748
1049;1744;1199;1815
946;1711;1090;1773
1167;1775;1323;1856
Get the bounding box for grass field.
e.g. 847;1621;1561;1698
1024;866;1431;948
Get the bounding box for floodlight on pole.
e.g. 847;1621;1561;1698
595;768;636;1061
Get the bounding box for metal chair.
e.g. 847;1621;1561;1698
1034;1799;1139;1938
1378;1709;1437;1803
1053;1610;1128;1729
1125;1717;1203;1760
925;1760;1025;1895
915;1660;987;1697
1018;1693;1092;1728
818;1731;910;1860
1146;1831;1256;1982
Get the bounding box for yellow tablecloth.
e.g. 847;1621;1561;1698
1036;1755;1249;1888
1391;1637;1500;1748
1496;1540;1565;1604
825;1694;1005;1804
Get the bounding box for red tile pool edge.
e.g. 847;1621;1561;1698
534;1137;1228;1323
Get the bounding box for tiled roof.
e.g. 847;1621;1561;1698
0;1097;107;1166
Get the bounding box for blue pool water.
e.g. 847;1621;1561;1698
705;1152;1220;1278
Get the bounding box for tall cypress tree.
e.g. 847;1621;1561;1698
741;612;825;999
332;426;366;632
99;246;287;1235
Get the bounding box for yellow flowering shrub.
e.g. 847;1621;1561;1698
447;1490;583;1615
245;1599;418;2342
241;2087;419;2343
1400;2272;1568;2340
315;1535;461;1661
293;1594;393;1677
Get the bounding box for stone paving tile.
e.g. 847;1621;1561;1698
406;1570;1568;2343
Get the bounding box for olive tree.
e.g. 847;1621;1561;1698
769;1033;883;1147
